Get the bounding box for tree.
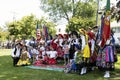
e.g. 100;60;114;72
40;0;97;32
40;0;96;21
0;27;9;41
7;14;36;39
66;1;96;33
7;15;56;40
36;17;56;36
40;0;73;22
66;17;96;33
111;0;120;22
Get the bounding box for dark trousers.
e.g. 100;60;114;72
12;57;20;66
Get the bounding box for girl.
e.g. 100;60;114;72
31;47;39;64
63;40;70;65
17;46;30;66
48;47;57;65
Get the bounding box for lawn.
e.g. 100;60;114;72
0;49;120;80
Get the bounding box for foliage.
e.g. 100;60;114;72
45;21;56;36
7;15;36;39
0;49;120;80
0;27;9;41
66;1;96;33
36;17;56;36
73;2;96;18
111;0;120;22
66;17;96;33
40;0;72;22
40;0;97;32
6;15;56;40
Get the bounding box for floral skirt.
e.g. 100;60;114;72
96;46;115;71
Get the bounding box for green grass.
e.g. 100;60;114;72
0;49;120;80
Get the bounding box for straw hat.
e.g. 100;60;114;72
79;28;85;34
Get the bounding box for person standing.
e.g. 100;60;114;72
63;40;70;65
79;29;90;75
11;43;22;67
96;32;117;78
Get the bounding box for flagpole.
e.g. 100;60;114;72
96;0;99;26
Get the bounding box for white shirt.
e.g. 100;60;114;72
47;40;52;44
40;39;45;44
59;38;63;46
89;39;95;54
42;51;50;57
106;39;111;45
31;48;39;55
73;38;79;45
74;51;78;61
81;35;86;50
54;38;63;46
48;51;57;58
11;47;21;57
25;40;30;46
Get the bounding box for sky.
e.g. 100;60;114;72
0;0;118;28
0;0;47;27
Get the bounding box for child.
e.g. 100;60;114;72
64;59;75;73
64;44;80;73
63;40;70;65
31;47;39;64
48;47;57;65
56;46;64;62
17;46;30;66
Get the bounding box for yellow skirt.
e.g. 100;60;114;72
17;59;30;66
83;44;90;58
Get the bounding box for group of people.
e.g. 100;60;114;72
11;26;117;78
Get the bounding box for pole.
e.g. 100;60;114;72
96;0;99;26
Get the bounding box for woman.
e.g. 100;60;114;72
96;32;116;78
79;28;90;75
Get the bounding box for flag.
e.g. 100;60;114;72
98;15;104;41
100;0;111;48
36;22;41;41
42;25;48;41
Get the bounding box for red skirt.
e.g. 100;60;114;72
48;58;57;65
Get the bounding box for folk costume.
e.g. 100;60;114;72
87;30;97;70
11;43;22;67
79;29;90;75
17;46;30;66
96;34;116;78
69;31;78;60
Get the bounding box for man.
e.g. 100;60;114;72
11;43;22;66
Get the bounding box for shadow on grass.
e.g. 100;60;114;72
0;55;120;80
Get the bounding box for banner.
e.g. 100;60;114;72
101;0;111;48
36;22;41;41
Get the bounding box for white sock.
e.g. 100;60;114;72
80;68;84;75
104;71;110;78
